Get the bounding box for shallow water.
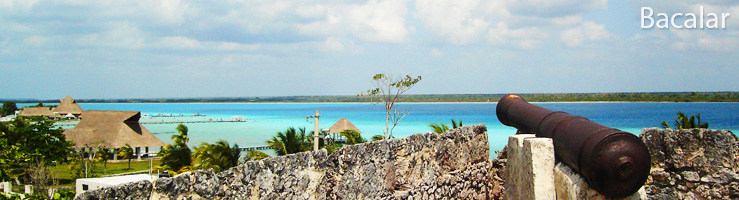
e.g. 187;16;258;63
20;102;739;157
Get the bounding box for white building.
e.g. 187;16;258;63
75;174;157;195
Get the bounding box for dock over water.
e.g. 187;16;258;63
238;146;270;151
141;120;246;124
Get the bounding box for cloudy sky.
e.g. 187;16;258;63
1;0;737;99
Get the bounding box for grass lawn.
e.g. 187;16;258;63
49;159;162;188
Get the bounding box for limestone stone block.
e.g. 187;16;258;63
504;134;555;200
24;185;33;194
554;162;646;200
2;182;11;193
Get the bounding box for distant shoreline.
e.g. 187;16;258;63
7;92;739;103
20;101;739;105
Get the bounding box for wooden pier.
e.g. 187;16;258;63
238;146;270;151
141;120;246;124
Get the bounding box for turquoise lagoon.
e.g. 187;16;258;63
20;102;739;157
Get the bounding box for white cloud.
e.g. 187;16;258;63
0;0;38;13
487;22;549;49
414;0;493;45
560;21;611;47
23;36;48;47
670;29;739;52
77;22;147;49
507;0;607;17
321;37;345;51
430;48;443;57
297;0;412;43
215;42;260;51
158;36;201;49
415;0;612;48
629;0;738;52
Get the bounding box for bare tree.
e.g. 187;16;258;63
363;73;421;139
27;159;51;194
389;107;409;138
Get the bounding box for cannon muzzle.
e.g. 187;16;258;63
497;94;650;197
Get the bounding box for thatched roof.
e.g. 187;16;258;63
63;110;165;149
54;96;83;115
329;118;361;133
18;107;55;117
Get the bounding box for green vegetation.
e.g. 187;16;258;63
6;92;737;103
158;124;192;172
1;189;75;200
339;130;366;145
242;150;270;162
0;117;73;186
154;124;251;174
95;148;110;174
117;144;134;170
363;73;422;139
1;101;17;116
68;150;100;179
661;112;709;129
48;159;162;188
266;127;311;156
192;140;240;173
429;119;463;134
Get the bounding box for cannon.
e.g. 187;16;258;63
496;94;650;197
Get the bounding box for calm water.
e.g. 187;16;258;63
19;102;739;157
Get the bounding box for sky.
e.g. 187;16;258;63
1;0;737;99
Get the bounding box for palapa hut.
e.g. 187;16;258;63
63;110;165;160
54;96;83;118
329;118;362;134
327;118;362;144
18;107;56;118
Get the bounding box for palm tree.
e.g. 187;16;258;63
192;140;241;173
661;112;709;129
242;150;270;162
429;123;450;134
173;124;189;144
95;148;110;174
117;144;134;169
429;119;463;134
451;119;463;129
340;130;366;145
158;124;192;172
266;127;310;156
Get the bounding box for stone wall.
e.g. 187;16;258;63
640;128;739;199
76;124;506;200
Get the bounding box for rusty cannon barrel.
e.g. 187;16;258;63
496;94;650;197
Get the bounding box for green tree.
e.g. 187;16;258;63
371;135;384;141
192;140;240;173
1;101;17;116
661;112;709;129
158;124;192;172
242;150;270;162
340;130;366;145
266;127;310;156
363;73;422;139
117;144;134;169
69;150;100;179
0;117;73;184
95;148;110;174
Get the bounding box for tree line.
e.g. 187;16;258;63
4;92;739;104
